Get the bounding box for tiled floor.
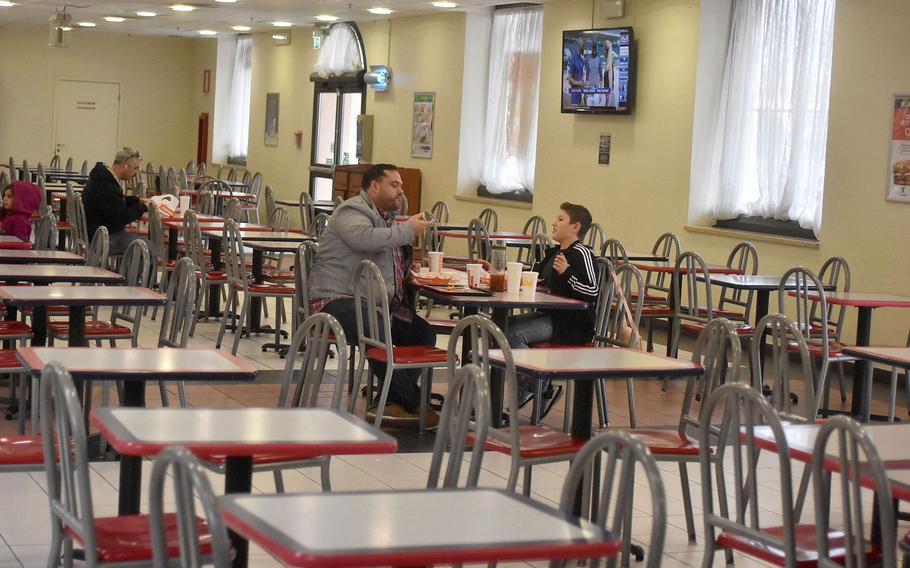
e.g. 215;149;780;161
0;301;904;567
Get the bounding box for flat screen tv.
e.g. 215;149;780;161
561;27;634;114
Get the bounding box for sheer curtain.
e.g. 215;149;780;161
314;24;364;78
688;0;836;234
480;6;543;194
227;36;252;159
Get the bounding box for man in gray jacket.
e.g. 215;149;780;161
309;164;435;427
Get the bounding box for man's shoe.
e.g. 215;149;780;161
365;403;439;430
538;384;564;421
517;389;535;409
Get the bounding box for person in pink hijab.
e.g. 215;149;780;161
0;181;42;242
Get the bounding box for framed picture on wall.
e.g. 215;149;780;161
265;92;280;146
887;94;910;203
411;92;435;159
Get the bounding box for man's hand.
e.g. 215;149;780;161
139;197;151;205
553;253;569;274
408;212;433;234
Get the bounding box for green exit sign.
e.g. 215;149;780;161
312;32;321;49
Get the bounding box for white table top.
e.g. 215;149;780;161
752;422;910;466
202;229;312;242
840;346;910;369
0;250;83;264
419;289;588;310
17;347;256;380
91;407;398;457
244;240;308;253
488;347;704;379
219;488;617;567
0;285;166;306
0;264;123;284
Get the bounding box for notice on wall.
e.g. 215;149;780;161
887;94;910;203
411;92;435;159
598;133;612;166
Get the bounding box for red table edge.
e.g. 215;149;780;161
0;242;32;250
219;506;622;568
16;347;258;375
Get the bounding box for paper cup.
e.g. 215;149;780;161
506;262;523;295
419;266;430;275
466;263;483;287
428;251;444;274
521;271;538;297
179;195;191;213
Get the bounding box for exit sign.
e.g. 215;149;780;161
312;32;321;49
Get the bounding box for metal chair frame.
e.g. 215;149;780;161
585;221;605;252
155;257;198;407
467;218;491;263
34;208;58;251
297;190;316;234
517;215;545;264
183;210;226;335
717;241;758;322
478;207;498;232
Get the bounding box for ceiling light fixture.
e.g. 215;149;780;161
214;0;237;2
104;16;126;22
60;26;73;31
77;21;95;26
315;14;337;21
367;7;392;14
171;4;195;11
198;29;216;35
0;1;16;7
272;21;292;27
231;25;251;31
431;1;457;7
136;11;156;16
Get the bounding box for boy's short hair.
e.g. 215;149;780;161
362;164;399;191
560;202;593;239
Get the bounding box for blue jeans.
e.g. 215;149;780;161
108;229;143;256
321;298;436;412
506;312;554;393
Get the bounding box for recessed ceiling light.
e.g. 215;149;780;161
104;16;126;22
431;1;457;7
77;21;96;26
367;7;393;14
0;1;16;7
271;34;286;40
171;4;195;11
315;14;337;21
60;26;73;31
215;0;237;2
136;11;156;16
272;21;292;27
198;29;217;35
231;25;251;31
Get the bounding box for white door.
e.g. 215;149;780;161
53;79;121;166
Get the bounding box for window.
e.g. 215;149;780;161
688;0;836;236
213;36;252;164
478;5;543;200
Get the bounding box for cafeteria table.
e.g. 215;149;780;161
0;249;82;265
163;218;271;260
438;229;533;248
752;422;910;467
20;347;257;516
793;292;910;419
92;407;396;568
0;264;123;323
840;346;910;421
0;236;30;250
241;240;306;349
219;488;621;568
418;287;588;426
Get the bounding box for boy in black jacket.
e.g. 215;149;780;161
507;202;599;418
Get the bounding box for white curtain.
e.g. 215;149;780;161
688;0;836;234
314;24;364;78
480;6;543;194
227;36;252;158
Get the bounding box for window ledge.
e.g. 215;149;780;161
454;194;533;210
684;225;820;249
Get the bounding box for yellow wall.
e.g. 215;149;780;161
0;28;214;167
241;0;908;343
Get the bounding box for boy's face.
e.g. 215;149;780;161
2;189;12;211
551;210;581;242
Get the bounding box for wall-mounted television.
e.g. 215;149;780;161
561;27;634;115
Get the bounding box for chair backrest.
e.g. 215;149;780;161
778;267;831;354
644;232;680;299
85;226;109;268
600;238;629;267
224;167;235;182
21;159;29;179
298;190;315;233
590;257;619;346
352;260;394;377
222;197;242;222
267;206;290;232
676;318;742;441
195;190;215;216
197;162;206;176
182;210;209;271
36;175;48;211
699;383;797;567
166;167;177;195
614;263;645;328
750;313;817;421
398;192;409;215
241;170;253;186
811;415;896;568
467;218;491;263
222;219;248;289
185;160;196;174
560;431;665;568
50;155;60;169
718;241;759;317
34;207;58;251
158;257;197;349
149;447;232;568
264;184;276;222
651;231;680;261
67;186;89;255
530;233;551;267
64;157;73;172
80;160;88;175
812;256;850;341
584;221;605;251
178;168;189;192
214;164;224;179
0;168;8;189
108;240;151;337
478;207;498;232
313;212;331;237
293;241;319;327
37;162;46;180
40;362;100;565
146;201;168;265
673;250;713;322
521;215;546;237
427;364;491;490
429;200;449;224
279;312;349;410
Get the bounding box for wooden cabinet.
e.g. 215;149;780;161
333;164;421;215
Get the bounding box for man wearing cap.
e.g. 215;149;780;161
82;147;148;255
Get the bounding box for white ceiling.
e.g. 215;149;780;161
0;0;501;37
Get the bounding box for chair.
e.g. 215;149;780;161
40;362;214;567
297;190;316;234
451;315;586;496
240;172;263;223
155;257;198;407
427;364;492;489
529;233;551;267
478;207;498;232
290;241;319;334
625;318;742;543
811;256;851;402
146;202;175;317
201;312;350;492
79;160;88;175
313;212;331;237
194;189;216;216
34;207;58;251
197;162;207;176
428;200;449;224
66;186;89;255
37;162;45;181
149;447;231;568
350;260;447;431
183;210;227;335
642;231;681;305
560;431;666;568
585;221;606;251
699;382;801;567
714;241;759;325
600;237;629;267
517;215;545;264
467;218;491;263
263;184;277;223
241;170;252;186
779;267;856;418
216;219;296;355
222;197;242;222
49;155;60;169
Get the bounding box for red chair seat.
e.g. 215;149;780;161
0;349;24;369
693;306;746;320
263;270;294;282
681;321;754;335
0;435;45;465
716;524;881;567
156;259;177;268
200;270;227;281
196;450;323;466
627;429;702;456
56;222;71;230
67;514;212;563
640;305;673;317
0;321;32;337
529;341;596;349
630;292;667;304
474;426;587;459
788;340;847;358
232;283;294;294
366;345;448;365
48;321;131;337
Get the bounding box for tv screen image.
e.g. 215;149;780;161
562;27;634;114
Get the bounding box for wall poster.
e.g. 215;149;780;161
598;133;612;166
887;94;910;202
411;92;435;159
264;92;279;146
